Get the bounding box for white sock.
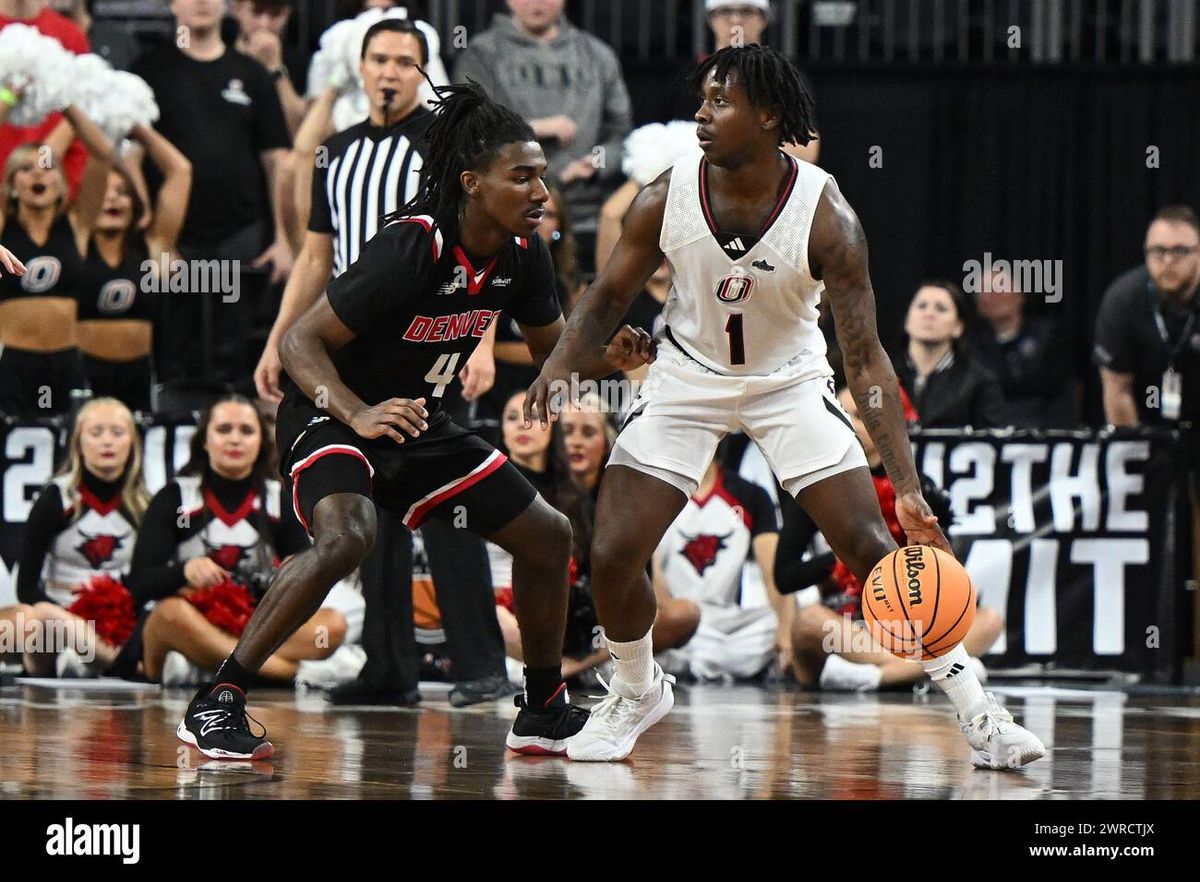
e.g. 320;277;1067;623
819;653;883;692
922;644;986;717
606;632;654;697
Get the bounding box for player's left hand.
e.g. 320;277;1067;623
0;244;25;277
604;325;656;372
459;345;496;401
895;491;954;555
254;238;293;285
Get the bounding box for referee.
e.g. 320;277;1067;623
255;17;512;706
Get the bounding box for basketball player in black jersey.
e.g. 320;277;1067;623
527;45;1045;769
178;80;653;760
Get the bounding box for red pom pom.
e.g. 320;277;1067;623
66;574;137;647
185;580;257;637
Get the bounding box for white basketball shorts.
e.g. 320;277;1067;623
609;339;868;497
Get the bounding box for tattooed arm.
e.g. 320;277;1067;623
809;180;951;552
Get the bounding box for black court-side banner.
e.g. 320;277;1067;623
0;417;198;607
911;429;1182;680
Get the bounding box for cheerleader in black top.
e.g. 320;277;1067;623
132;396;351;684
77;124;190;413
1;398;149;676
0;106;126;416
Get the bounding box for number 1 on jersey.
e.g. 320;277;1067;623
725;313;746;366
425;352;461;398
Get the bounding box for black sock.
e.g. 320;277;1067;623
213;656;253;694
523;666;564;709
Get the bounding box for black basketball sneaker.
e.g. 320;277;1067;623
505;683;590;756
177;683;275;760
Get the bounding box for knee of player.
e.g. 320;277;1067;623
665;597;701;635
316;518;375;573
794;604;831;647
514;502;572;565
314;610;348;657
843;531;896;582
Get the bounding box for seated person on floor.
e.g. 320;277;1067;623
124;395;362;685
653;455;789;681
3;398;148;677
776;385;1003;691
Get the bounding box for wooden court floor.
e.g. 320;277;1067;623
1;681;1199;800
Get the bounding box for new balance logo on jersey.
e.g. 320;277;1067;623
306;415;330;427
435;281;459;296
752;259;775;272
724;237;746;253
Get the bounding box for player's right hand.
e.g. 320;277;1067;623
350;398;429;444
523;369;566;429
254;342;284;403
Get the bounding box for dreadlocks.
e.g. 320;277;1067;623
687;44;817;147
384;78;536;229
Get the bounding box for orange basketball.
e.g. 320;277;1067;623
861;545;976;660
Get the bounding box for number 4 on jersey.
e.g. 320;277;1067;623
425;352;461;398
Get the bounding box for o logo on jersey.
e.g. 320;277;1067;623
98;278;137;315
714;269;754;304
20;256;62;294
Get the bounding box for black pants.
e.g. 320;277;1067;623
81;353;153;414
355;390;508;689
0;345;86;417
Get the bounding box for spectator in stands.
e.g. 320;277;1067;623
655;0;819;165
492;390;605;680
231;0;308;136
126;395;361;685
5;398;148;677
893;280;1004;428
559;396;617;498
78;123;190;413
654;457;783;681
132;0;292;405
0;0;89;197
778;385;1003;691
970;267;1077;427
1095;206;1200;438
453;0;632;266
0;104;125;416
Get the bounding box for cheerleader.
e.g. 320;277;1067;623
6;397;148;677
77;123;190;413
0;105;123;416
129;396;359;684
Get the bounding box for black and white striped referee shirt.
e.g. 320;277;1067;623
309;107;434;277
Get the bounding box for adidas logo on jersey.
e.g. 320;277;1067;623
723;237;746;253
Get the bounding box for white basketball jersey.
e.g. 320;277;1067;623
659;151;833;377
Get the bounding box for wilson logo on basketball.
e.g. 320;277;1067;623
902;546;925;605
714;271;754;304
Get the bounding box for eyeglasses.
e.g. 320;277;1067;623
1145;245;1199;261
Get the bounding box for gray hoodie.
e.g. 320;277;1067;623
454;13;632;228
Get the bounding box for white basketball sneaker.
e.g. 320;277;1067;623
567;664;676;762
161;651;205;687
960;692;1046;770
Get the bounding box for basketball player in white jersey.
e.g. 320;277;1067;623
526;45;1045;769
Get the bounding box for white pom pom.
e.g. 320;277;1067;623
0;24;75;126
621;121;702;185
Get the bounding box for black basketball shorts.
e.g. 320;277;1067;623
276;394;537;538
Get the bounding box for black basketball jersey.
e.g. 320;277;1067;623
76;239;154;322
0;215;86;303
284;215;561;412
